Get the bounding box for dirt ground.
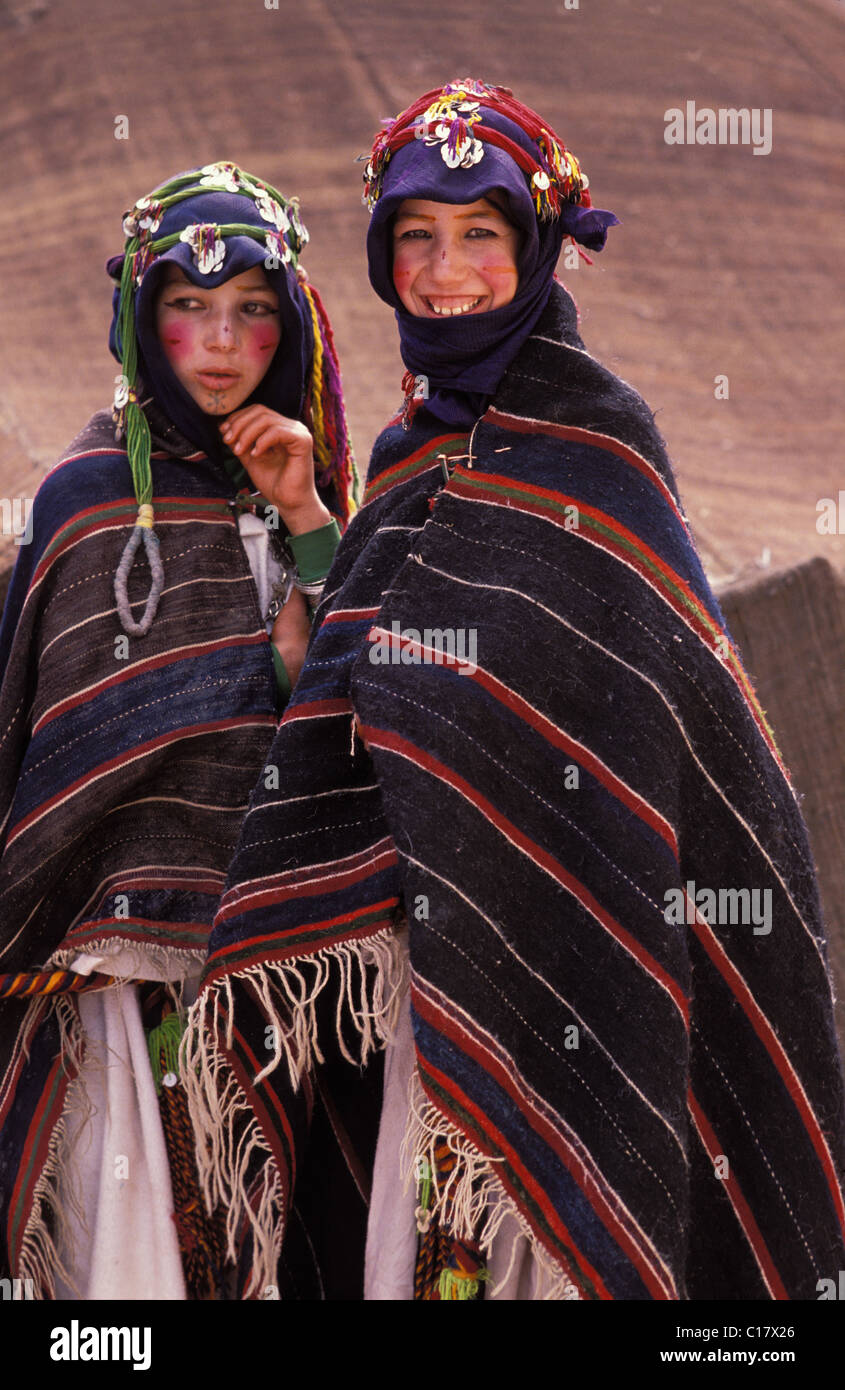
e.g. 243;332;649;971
0;0;842;590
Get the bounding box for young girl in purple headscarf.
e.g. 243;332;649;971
187;86;845;1302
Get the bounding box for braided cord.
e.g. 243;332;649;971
302;283;360;521
302;285;328;474
117;251;153;507
0;969;119;998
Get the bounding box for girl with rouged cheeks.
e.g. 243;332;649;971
390;197;521;320
187;86;845;1302
0;164;356;1299
151;254;340;686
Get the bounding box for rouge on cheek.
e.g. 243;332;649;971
160;326;192;359
252;326;280;355
480;258;518;276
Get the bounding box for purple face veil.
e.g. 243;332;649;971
364;79;619;426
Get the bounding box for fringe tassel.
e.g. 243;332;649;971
180;926;407;1297
15;996;88;1299
402;1069;583;1302
49;938;207;981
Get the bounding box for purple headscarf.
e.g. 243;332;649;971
107;181;313;464
366;99;619;425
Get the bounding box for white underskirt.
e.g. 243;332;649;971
364;960;545;1301
53;951;202;1301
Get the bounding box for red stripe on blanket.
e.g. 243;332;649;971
483;408;687;528
219;839;397;913
215;847;398;924
7;717;276;847
207;898;400;973
34;633;266;735
322;607;381;625
360;724;689;1027
688;1089;788;1299
281;698;354;725
417;1050;617;1300
414;981;678;1300
689;911;845;1238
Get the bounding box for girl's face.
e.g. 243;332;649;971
392;197;520;319
155;264;281;414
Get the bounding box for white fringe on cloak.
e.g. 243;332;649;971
180;926;581;1300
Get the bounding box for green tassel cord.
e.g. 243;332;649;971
146;1009;185;1095
438;1267;491;1301
414;1150;490;1300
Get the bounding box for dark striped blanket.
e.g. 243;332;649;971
185;282;845;1299
0;411;282;1291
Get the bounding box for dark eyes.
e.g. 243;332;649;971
162;296;204;310
395;226;498;241
162;297;278;314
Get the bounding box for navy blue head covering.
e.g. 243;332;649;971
103;164;357;640
365;82;619;425
107;174;312;465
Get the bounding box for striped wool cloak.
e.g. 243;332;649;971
184;282;845;1300
0;410;289;1291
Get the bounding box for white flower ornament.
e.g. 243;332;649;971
179;223;226;274
123;196;162;240
420;96;485;171
255;191;291;234
199;162;242;193
264;229;291;267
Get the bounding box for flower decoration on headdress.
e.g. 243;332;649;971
199;161;244;193
415;89;484;170
362;77;591;223
264;228;291;267
255;190;291;234
287;198;310;252
122;196;164;241
179;223;227;274
129;241;155;288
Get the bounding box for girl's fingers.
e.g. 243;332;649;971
227;424;262;454
224;406;296;436
226;416;303;457
250;427;288;457
229;419;281;455
220;409;264;451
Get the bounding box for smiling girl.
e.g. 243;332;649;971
391;197;520;317
188;85;845;1302
0;164;356;1299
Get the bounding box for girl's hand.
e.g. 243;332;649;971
220;406;331;535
